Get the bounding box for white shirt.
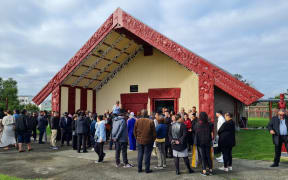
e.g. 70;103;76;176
217;115;226;131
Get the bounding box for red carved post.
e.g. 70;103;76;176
199;71;215;123
52;86;61;113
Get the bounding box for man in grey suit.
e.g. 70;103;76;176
267;109;288;167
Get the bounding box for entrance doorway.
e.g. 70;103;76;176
154;99;175;113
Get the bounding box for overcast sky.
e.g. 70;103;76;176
0;0;287;99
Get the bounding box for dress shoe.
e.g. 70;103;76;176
188;169;194;173
270;163;279;167
176;170;180;175
138;169;143;173
145;170;153;173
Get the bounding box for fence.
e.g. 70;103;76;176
244;106;278;119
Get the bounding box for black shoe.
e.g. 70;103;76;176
176;170;180;175
270;163;279;167
77;151;81;153
208;170;214;175
188;169;194;173
138;169;143;173
145;170;153;173
83;150;88;153
102;153;106;159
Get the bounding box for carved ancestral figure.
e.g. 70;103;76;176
278;93;286;109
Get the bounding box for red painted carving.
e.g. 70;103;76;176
51;86;61;113
278;93;286;109
33;14;115;105
35;8;264;123
119;9;263;121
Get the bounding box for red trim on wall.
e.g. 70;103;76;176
151;98;179;114
148;88;181;99
80;88;87;111
93;90;96;113
68;86;76;114
148;88;181;113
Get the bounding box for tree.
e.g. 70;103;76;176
0;77;21;110
25;103;39;112
234;74;253;86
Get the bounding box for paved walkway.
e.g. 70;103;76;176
0;142;288;180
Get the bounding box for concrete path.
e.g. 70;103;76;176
0;142;287;180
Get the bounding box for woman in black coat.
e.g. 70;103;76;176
195;112;213;176
169;114;194;175
218;112;236;172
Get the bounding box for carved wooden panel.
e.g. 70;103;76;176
51;86;60;112
35;8;264;124
33;14;115;105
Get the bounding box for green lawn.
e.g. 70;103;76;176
232;129;276;161
247;117;269;128
0;174;40;180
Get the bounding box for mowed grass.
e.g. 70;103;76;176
0;174;40;180
232;129;275;161
247;117;270;128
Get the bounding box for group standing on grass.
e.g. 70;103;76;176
4;101;288;176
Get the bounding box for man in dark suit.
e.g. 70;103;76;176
60;112;73;146
267;109;288;167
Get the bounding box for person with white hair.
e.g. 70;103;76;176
127;112;136;151
268;109;288;167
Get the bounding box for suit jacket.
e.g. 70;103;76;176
37;115;48;130
60;116;73;132
218;120;236;148
267;116;288;146
75;116;90;134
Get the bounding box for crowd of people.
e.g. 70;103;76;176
0;101;238;176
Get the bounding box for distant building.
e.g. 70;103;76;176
18;95;34;105
18;95;51;111
38;100;52;111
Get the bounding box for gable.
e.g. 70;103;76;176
33;8;263;105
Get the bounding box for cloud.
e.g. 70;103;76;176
0;0;287;100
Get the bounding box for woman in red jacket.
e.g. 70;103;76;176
183;114;192;151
